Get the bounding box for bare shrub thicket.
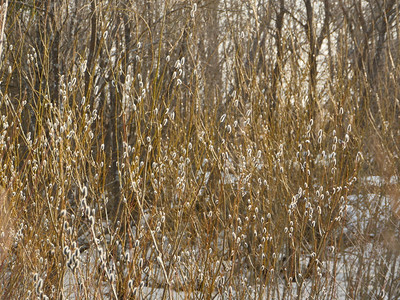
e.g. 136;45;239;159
0;0;399;299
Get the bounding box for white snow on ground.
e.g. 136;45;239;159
61;186;400;299
362;175;399;186
63;242;400;299
345;194;391;233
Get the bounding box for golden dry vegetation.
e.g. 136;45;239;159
0;1;399;299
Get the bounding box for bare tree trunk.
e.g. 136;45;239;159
304;0;317;120
85;0;97;100
304;0;330;120
0;0;7;65
271;0;285;117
